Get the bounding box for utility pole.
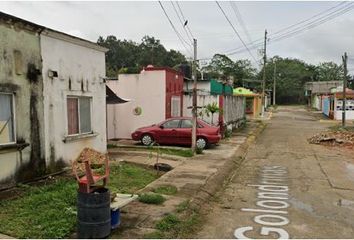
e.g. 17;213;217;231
342;52;348;127
191;39;197;153
262;29;267;117
273;60;276;105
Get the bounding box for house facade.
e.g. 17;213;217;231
0;12;108;188
106;66;184;139
304;81;342;110
322;86;354;120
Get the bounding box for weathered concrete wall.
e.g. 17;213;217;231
224;95;245;127
41;33;107;167
107;71;166;139
0;22;45;187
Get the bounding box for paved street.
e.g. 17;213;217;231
197;106;354;239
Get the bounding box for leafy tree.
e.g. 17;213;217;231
315;62;344;81
97;35;187;77
260;56;315;104
202;54;256;87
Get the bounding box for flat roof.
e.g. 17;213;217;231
0;11;108;53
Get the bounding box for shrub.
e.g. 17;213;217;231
138;193;166;205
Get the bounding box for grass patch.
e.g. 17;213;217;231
107;164;159;194
0;163;158;238
155;214;181;231
328;125;354;132
144;200;202;239
138;193;166;205
153;185;178;195
145;212;201;239
116;145;194;158
107;144;118;149
0;179;77;239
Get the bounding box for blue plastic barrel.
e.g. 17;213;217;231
111;209;121;229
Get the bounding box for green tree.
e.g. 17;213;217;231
260;56;314;104
202;54;256;87
315;61;344;81
97;35;187;77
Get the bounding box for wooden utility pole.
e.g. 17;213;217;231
191;39;197;153
273;60;276;105
262;30;267;117
342;52;348;127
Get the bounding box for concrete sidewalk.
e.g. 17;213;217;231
109;120;266;238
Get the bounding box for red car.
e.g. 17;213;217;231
131;117;221;149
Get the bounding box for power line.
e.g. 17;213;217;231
225;1;349;54
170;1;193;43
175;1;195;39
215;1;258;63
222;2;354;57
158;1;192;56
229;1;253;46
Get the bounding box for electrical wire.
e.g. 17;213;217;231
175;1;195;39
229;1;253;46
223;2;354;56
215;1;258;63
158;1;193;56
171;1;193;43
224;1;349;54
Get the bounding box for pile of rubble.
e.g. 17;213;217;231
308;131;354;146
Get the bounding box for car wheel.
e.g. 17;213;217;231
196;137;207;149
141;134;153;146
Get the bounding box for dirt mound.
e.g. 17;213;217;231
308;131;354;146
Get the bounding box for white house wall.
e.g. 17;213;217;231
107;71;166;139
41;34;107;167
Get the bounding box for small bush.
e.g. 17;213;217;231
153;185;177;195
196;147;203;154
155;214;181;231
176;200;190;213
138;193;166;205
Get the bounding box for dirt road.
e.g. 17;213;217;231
197;106;354;239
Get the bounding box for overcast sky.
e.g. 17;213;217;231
2;1;354;71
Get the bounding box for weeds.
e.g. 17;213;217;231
138;193;166;205
144;199;202;239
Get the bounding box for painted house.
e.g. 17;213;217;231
322;86;354;120
0;12;108;188
106;65;184;139
233;87;262;118
183;79;245;130
304;81;342;110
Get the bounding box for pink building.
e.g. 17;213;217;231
106;66;184;139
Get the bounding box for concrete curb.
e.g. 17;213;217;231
189;122;267;211
108;149;185;161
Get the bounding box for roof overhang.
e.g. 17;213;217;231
106;85;129;104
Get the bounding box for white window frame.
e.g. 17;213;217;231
66;96;93;136
0;92;16;146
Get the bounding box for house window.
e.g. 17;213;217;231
0;93;15;145
67;96;92;135
171;96;181;117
